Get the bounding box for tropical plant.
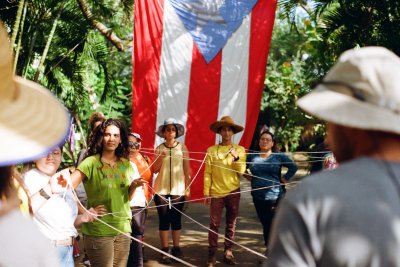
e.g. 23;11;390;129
0;0;134;159
263;0;400;151
260;8;327;152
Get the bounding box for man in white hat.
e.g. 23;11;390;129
266;47;400;266
0;23;69;266
204;116;247;266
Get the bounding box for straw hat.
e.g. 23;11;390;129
156;118;185;138
298;46;400;135
0;24;69;166
210;116;244;134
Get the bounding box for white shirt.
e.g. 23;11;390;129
23;169;78;241
129;162;146;207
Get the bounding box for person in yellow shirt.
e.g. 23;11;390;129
204;116;246;267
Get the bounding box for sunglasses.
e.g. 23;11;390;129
129;141;140;149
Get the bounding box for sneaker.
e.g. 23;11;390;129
82;256;91;267
159;247;172;264
171;246;182;260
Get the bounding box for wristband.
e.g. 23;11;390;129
39;188;51;200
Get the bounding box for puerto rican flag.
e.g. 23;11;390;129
132;0;276;199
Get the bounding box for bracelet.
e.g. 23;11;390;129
39;188;51;200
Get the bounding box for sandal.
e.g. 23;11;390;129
223;249;238;265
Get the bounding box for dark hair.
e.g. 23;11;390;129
86;112;106;145
0;166;32;215
87;118;129;158
0;166;13;198
162;124;178;134
259;130;278;152
217;126;234;133
88;112;106;132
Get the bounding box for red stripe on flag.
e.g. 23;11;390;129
185;46;222;200
240;0;277;148
132;0;165;151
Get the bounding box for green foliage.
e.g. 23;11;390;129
268;0;400;152
0;0;133;160
317;1;400;58
262;11;327;151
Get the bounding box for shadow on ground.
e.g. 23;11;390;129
142;180;266;267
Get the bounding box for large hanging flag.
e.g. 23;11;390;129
132;0;277;199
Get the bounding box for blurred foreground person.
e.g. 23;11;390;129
266;47;400;267
0;23;69;266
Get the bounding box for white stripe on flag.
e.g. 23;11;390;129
156;0;193;146
217;13;251;144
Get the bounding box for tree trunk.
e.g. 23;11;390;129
13;2;27;74
11;0;25;64
34;14;60;82
76;0;124;51
73;113;87;149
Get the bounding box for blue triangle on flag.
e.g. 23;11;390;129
170;0;258;63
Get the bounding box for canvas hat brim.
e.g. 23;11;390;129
130;132;142;141
156;123;185;138
209;121;244;134
297;84;400;134
0;77;69;166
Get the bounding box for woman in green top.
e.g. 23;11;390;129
64;118;145;267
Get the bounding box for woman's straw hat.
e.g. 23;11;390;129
0;24;69;166
209;116;244;134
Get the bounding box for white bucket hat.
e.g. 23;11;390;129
298;46;400;135
0;24;69;166
156;118;185;138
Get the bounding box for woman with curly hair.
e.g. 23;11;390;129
62;118;145;267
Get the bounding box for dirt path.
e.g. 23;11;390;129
142;180;266;267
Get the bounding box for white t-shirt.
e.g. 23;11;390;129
0;208;59;267
23;169;78;241
129;162;146;207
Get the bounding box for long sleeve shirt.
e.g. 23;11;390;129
248;152;298;201
203;144;246;197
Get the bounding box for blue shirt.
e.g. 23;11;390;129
248;153;298;201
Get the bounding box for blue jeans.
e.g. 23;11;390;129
56;245;74;267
